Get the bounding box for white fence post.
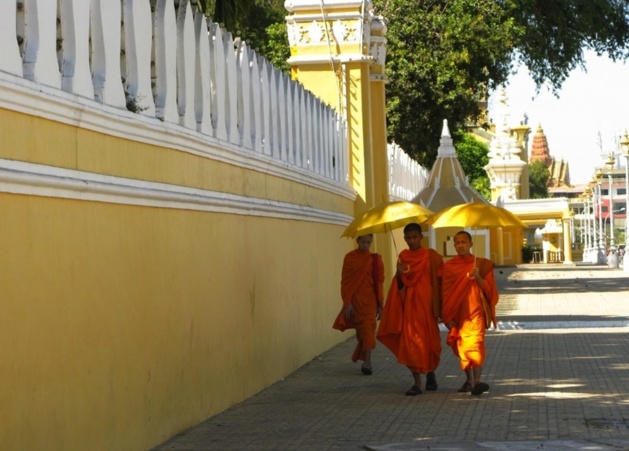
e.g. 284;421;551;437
236;40;253;150
176;0;196;129
270;70;281;159
285;78;296;165
1;1;350;187
23;0;61;88
259;58;271;156
194;9;212;135
249;49;263;152
209;23;227;141
60;0;94;98
0;0;23;76
91;0;126;107
278;72;289;162
123;0;156;116
224;32;239;145
153;0;178;122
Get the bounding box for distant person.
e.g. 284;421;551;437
441;231;499;396
377;223;443;395
333;234;385;375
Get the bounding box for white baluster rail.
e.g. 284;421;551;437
0;0;348;186
388;142;429;201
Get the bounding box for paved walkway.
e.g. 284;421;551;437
154;264;629;450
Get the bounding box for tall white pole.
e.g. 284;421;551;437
597;182;604;263
598;181;604;254
619;132;629;272
624;155;629;272
609;172;616;249
606;153;619;268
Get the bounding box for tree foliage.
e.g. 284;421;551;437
197;0;289;69
197;0;629;174
374;0;520;168
453;132;491;200
372;0;629;168
529;161;550;199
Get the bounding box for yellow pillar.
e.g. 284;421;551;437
367;14;394;279
562;218;573;263
285;1;395;277
285;0;380;209
496;228;505;265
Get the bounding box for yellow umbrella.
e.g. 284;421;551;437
342;200;435;239
429;201;525;229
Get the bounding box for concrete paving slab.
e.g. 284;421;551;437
153;265;629;451
367;438;629;450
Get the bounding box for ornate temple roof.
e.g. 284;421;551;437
411;120;487;211
530;123;571;187
530;124;552;166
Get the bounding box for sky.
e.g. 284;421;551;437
487;50;629;185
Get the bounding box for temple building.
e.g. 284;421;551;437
529;124;572;189
486;91;574;264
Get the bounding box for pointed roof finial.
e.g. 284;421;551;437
437;119;455;157
441;119;451;137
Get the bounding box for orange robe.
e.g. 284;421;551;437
377;248;443;373
441;255;499;371
333;250;385;362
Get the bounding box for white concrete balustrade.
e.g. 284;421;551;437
388;142;429;201
0;0;348;185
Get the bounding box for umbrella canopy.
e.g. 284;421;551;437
430;202;525;229
342;201;435;239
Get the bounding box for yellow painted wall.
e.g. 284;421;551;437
0;109;355;450
0;109;342;211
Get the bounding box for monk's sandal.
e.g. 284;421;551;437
458;382;472;392
471;382;490;396
425;372;438;391
405;385;423;396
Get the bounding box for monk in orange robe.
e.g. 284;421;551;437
442;231;499;396
377;223;443;395
333;234;385;375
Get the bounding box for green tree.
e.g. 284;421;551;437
256;22;291;74
197;0;287;64
196;0;629;174
453;132;491;200
371;0;629;168
375;0;519;169
529;161;550;199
